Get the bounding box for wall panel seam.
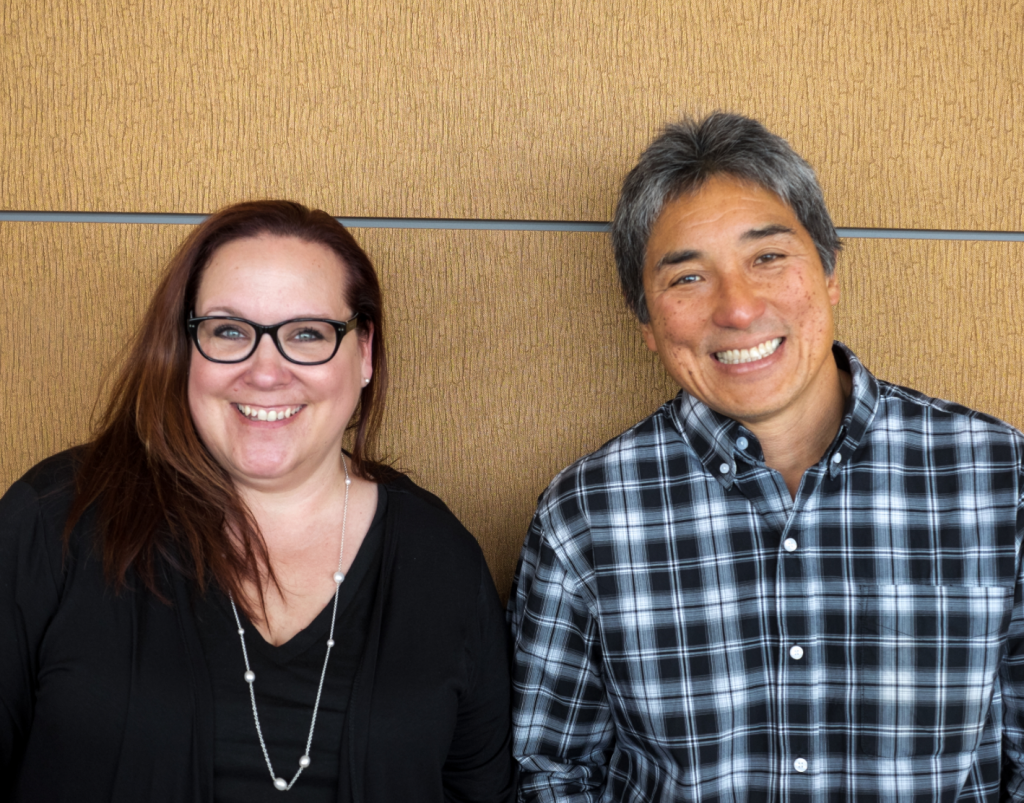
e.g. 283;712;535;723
1;212;1023;241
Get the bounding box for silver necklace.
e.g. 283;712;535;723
229;456;351;792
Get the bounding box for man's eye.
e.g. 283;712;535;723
672;274;701;285
755;252;783;264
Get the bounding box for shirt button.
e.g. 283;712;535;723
719;463;731;475
789;645;804;660
736;436;749;450
794;757;808;773
831;452;842;464
783;538;798;552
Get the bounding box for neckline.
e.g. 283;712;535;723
215;484;387;665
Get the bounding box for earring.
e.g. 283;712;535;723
362;377;370;386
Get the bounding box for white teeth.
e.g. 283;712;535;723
235;404;301;421
715;337;783;365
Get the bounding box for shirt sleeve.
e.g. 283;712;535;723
1000;488;1024;800
507;512;614;803
0;480;64;799
441;556;517;803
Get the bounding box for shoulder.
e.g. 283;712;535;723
864;380;1024;496
548;400;685;494
11;447;82;495
535;398;692;539
0;448;88;598
841;344;1024;468
378;477;504;651
386;472;461;519
2;448;83;534
383;474;490;581
874;379;1024;446
512;400;695;601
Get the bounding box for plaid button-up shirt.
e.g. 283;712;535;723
509;344;1024;802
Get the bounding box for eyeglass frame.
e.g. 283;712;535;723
186;312;362;365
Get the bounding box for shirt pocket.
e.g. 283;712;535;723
853;584;1010;759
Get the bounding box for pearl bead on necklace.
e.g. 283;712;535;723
229;456;352;791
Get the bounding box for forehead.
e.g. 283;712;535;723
651;176;803;246
195;234;350;317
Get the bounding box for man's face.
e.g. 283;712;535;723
640;175;840;432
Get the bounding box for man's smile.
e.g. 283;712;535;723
714;337;783;365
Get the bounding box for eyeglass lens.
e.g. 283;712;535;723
195;319;339;363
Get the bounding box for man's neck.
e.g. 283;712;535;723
744;367;853;499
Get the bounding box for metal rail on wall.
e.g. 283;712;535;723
1;211;1023;241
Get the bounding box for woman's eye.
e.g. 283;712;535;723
290;328;326;343
212;324;248;340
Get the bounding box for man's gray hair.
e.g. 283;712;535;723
611;112;842;323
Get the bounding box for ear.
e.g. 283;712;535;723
640;321;659;354
826;268;840;307
358;321;374;380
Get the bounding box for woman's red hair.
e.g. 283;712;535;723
66;201;395;619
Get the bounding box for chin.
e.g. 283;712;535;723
226;452;296;483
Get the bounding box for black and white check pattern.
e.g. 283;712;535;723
509;344;1024;802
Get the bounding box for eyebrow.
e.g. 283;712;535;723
740;223;796;242
653;249;701;270
651;223;798;272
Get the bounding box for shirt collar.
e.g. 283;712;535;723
665;341;881;488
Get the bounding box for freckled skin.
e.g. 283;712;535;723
640;176;846;456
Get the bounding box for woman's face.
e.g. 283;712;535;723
188;234;372;492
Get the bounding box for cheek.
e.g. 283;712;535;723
187;354;208;407
186;375;207;438
186;356;200;413
186;355;225;430
651;302;701;346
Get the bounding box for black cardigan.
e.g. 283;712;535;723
0;451;515;802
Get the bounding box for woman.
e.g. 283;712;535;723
0;201;514;802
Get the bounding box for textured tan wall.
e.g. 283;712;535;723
2;0;1022;229
835;240;1024;420
2;0;1023;597
3;224;1022;596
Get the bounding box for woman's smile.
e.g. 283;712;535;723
234;403;305;422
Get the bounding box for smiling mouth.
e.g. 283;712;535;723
235;404;304;422
715;337;783;365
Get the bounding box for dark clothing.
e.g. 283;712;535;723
194;486;387;801
0;451;514;803
509;344;1024;801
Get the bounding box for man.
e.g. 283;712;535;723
508;112;1024;801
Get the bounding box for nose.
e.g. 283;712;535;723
711;270;766;329
245;331;292;386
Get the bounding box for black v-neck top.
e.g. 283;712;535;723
3;453;514;803
194;487;387;803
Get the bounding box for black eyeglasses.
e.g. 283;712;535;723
187;313;361;365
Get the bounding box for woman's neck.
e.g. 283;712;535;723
233;463;379;645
